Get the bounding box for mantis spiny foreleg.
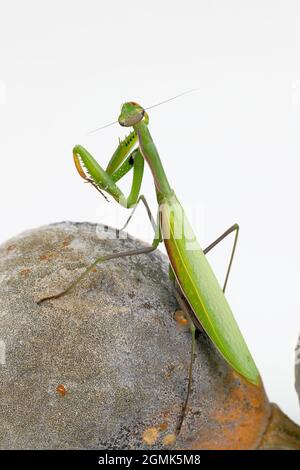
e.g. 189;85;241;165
37;138;160;304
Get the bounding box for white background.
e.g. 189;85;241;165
1;1;300;423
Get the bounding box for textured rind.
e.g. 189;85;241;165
296;335;300;407
0;222;270;449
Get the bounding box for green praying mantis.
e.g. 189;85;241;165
38;98;261;433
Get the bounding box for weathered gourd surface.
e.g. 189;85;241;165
0;222;277;449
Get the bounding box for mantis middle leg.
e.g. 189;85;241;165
37;141;161;303
37;241;159;304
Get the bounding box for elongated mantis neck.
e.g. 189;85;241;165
134;121;173;200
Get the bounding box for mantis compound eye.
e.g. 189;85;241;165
118;102;145;127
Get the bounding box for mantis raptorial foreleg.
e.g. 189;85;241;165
73;145;145;209
37;137;161;304
38;99;260;438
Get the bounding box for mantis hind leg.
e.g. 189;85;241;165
171;222;239;321
173;287;196;435
203;223;239;293
171;223;239;433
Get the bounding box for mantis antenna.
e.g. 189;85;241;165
88;88;199;134
145;88;199;111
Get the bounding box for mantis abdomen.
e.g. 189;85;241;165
160;192;260;385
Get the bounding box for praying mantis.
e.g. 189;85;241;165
38;99;261;433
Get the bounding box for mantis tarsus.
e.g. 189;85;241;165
38;100;260;433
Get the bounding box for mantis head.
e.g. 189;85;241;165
118;102;148;127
